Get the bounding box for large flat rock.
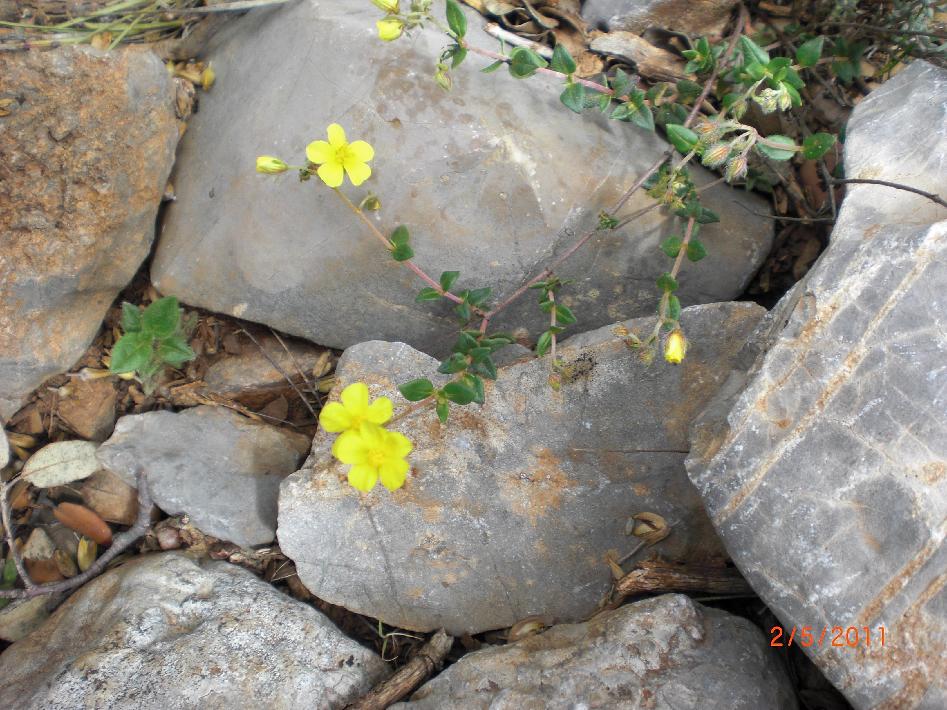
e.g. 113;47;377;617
396;594;797;709
0;46;178;421
0;552;388;708
686;61;947;709
278;302;764;635
152;0;771;355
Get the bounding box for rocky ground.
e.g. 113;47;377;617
1;1;945;709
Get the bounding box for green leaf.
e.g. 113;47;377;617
440;270;460;292
686;238;708;262
661;235;683;258
436;400;449;423
450;46;467;69
598;93;611;112
802;132;836;160
399;378;435;401
796;36;824;68
445;0;466;38
666;294;682;321
665;124;699;154
550;44;577;74
756;134;797;161
610;68;632;97
481;59;504;73
109;331;153;374
467;287;492;307
766;56;792;81
696;207;719;224
390;225;410;246
470;357;497;380
142;296;180;339
121;302;142;333
554;304;576;325
656;272;679;292
453;332;479;354
630;104;655;132
535;330;553;357
740;35;770;65
560;82;586;114
416;287;442;302
157;335;195;367
391;243;415;261
462;374;485;403
2;556;18;585
675;79;702;103
438;352;468;374
455;300;472;321
508;47;547;78
443;381;478;405
468;346;491;364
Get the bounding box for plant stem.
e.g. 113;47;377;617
827;178;947;210
332;188;477;309
670;217;697;280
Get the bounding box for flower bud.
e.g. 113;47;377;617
752;88;780;114
724;154;748;183
777;87;792;111
701;142;731;169
376;17;404;41
255;156;289;174
371;0;399;12
664;329;687;364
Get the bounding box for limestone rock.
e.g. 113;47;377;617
0;46;179;421
152;0;771;355
395;594;797;709
0;427;8;469
686;62;947;709
278;302;764;635
97;406;311;547
204;334;332;398
583;0;737;36
0;596;62;643
0;552;388;708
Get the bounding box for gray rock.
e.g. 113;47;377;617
0;552;388;708
278;302;764;635
582;0;737;36
0;47;179;421
0;596;63;643
395;594;797;709
98;406;311;547
686;61;947;710
204;334;331;397
0;426;8;469
152;0;771;356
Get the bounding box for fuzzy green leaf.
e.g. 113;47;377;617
110;331;153;374
416;287;442;302
440;270;460;292
661;235;683;258
121;302;142;333
665;124;699;154
438;352;468;374
481;59;504;73
390;225;410;246
436;400;450;423
535;330;553;357
445;0;466;38
795;36;824;68
508;47;548;78
740;35;770;65
656;272;679;292
157;335;195;367
399;378;435;401
560;82;586;114
802;132;836;160
756;134;797;161
550;43;577;75
686;238;708;262
442;381;478;405
142;296;180;339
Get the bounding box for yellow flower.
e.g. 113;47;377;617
305;124;374;188
333;424;413;492
371;0;399;12
376;17;404;42
256;155;289;174
664;329;687;364
319;382;393;433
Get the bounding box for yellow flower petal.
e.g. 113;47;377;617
319;401;352;433
348;140;375;162
306;140;334;164
333;430;368;464
348;464;379;492
376;18;403;41
388;430;413;458
379;458;408;491
365;396;393;425
344;160;372;187
357;422;386;448
327;123;347;148
317;161;344;188
340;382;370;417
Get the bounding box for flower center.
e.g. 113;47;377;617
335;144;355;164
367;448;386;467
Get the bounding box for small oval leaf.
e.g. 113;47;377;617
22;441;100;488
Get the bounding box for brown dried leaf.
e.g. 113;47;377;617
630;512;670;545
77;537;98;572
507;615;549;642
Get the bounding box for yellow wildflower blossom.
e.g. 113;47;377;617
319;382;392;433
333;424;413;492
664;329;687;364
256;155;289;174
376;17;404;41
371;0;399;12
306;124;375;188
